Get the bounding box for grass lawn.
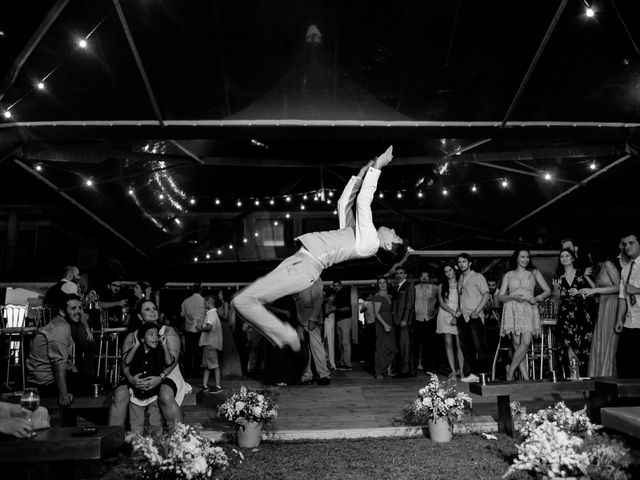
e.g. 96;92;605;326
78;433;533;480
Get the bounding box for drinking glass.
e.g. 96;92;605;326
20;387;40;438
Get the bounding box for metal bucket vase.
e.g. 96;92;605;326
427;416;453;443
237;420;262;448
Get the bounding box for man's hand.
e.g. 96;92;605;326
373;146;393;169
400;320;407;328
58;391;73;407
626;284;640;295
0;417;33;438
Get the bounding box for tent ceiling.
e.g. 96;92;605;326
1;0;639;278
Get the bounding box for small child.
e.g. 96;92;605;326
123;322;175;435
197;294;223;393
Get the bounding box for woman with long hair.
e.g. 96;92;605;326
498;249;551;381
373;277;396;379
109;300;190;427
217;289;243;377
580;241;621;376
553;248;596;377
436;262;464;378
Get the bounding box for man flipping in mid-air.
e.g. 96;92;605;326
232;146;408;352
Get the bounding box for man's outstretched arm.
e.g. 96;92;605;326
337;160;373;229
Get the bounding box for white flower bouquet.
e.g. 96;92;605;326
218;386;277;426
405;373;472;424
505;402;632;479
130;423;242;480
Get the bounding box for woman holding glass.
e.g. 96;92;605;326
553;248;596;377
498;249;551;381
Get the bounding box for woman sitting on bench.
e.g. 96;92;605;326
109;300;191;428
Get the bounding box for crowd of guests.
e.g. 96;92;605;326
3;229;640;438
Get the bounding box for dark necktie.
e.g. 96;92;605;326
626;262;636;307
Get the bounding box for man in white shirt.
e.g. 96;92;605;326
413;271;438;374
181;283;205;378
232;146;408;352
615;232;640;378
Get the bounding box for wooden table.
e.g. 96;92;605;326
0;425;124;462
0;426;124;479
469;379;596;436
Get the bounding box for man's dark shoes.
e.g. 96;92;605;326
292;328;310;378
316;377;331;385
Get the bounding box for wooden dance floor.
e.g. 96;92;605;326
182;366;590;439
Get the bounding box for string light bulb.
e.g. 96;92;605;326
254;199;260;206
396;192;403;199
243;237;248;243
273;220;279;226
285;196;291;203
543;172;552;181
302;194;308;200
442;188;449;196
158;194;164;200
236;200;242;207
174;218;181;225
194;257;198;262
589;161;597;171
215;198;220;205
228;244;234;249
78;39;88;49
205;253;211;259
471;184;478;193
501;178;509;188
585;7;594;17
269;198;275;205
85;178;93;187
217;249;222;255
3;110;11;119
37;82;45;90
285;213;290;219
378;192;384;199
417;191;423;198
189;198;196;205
35;164;43;172
254;232;259;237
300;204;306;210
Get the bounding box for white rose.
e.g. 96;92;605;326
254;406;262;416
193;456;207;474
236;401;246;411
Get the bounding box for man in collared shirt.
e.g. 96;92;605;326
181;283;205;379
615;232;640;378
413;271;438;374
393;267;415;376
27;294;80;406
232;146;408;352
99;279;129;326
457;253;491;383
333;280;353;370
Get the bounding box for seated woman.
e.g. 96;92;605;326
109;300;191;428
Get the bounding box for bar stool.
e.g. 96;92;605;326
1;305;37;390
96;327;127;386
528;298;559;379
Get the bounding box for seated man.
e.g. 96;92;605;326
232;146;409;353
26;294;105;405
0;401;49;438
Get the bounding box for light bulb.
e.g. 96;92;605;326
3;110;11;119
243;237;248;243
78;39;87;48
236;200;242;207
417;191;423;198
589;162;597;171
189;198;196;205
194;257;198;262
215;198;220;205
205;254;211;259
300;204;306;210
254;199;260;206
501;179;509;188
378;192;384;198
543;172;552;181
217;250;222;255
396;192;402;199
85;178;93;187
585;7;594;17
35;164;43;172
128;189;134;195
37;82;45;90
274;221;279;226
285;213;290;219
471;185;478;193
442;188;449;196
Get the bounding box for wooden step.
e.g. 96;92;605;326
601;406;640;438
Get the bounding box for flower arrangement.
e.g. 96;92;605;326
218;386;278;426
505;402;632;479
130;423;242;480
405;373;472;424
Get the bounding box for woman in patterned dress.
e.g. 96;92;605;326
553;248;596;377
498;249;551;381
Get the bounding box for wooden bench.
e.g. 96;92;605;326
3;391;196;426
0;425;124;480
589;378;640;423
469;379;596;436
601;406;640;439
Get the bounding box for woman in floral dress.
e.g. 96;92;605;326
553;248;596;377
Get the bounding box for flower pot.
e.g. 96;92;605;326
237;420;262;448
427;417;452;443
